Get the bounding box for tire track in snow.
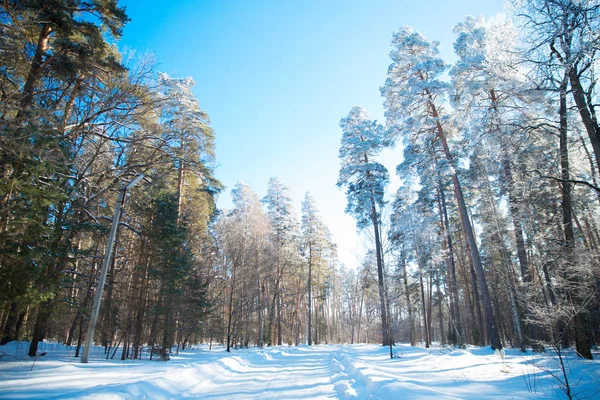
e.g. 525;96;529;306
329;354;360;399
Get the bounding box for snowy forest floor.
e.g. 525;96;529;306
1;341;599;399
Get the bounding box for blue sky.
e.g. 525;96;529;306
119;0;505;269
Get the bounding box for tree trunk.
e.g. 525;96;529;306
176;136;185;224
258;279;264;347
101;252;118;351
351;275;359;344
267;270;282;346
277;272;283;346
401;252;415;346
1;302;18;345
226;258;236;353
418;263;430;348
14;309;27;342
560;75;593;360
560;76;574;251
308;243;313;346
470;262;485;347
28;302;53;356
371;200;391;348
578;134;600;207
569;69;600;179
501;156;531;282
436;269;445;346
438;180;463;345
75;308;86;358
132;254;150;359
357;270;366;343
20;24;53;111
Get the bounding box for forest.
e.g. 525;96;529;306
0;0;599;367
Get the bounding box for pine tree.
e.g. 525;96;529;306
337;106;393;351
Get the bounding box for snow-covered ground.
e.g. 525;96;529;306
1;341;598;399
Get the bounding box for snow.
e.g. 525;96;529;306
1;341;599;399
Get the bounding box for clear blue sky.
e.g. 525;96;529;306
119;0;505;269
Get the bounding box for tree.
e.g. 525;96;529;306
337;106;393;352
262;177;299;345
301;192;326;345
158;73;219;221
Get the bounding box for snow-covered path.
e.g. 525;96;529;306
176;346;341;399
1;342;599;399
0;344;350;399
